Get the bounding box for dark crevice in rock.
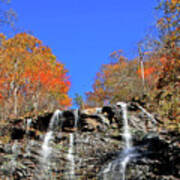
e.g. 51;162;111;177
62;110;75;129
11;128;25;140
33;112;53;131
0;103;179;179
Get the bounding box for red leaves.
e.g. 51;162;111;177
0;33;71;116
137;67;155;78
86;53;142;106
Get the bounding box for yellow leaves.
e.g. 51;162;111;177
0;33;6;43
86;51;146;106
0;32;71;116
171;0;179;5
59;94;72;108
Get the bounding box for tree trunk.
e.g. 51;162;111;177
14;87;18;116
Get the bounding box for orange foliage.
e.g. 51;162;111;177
137;67;155;78
86;52;144;107
0;33;71;117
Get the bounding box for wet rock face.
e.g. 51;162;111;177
62;110;76;130
11;128;25;140
102;106;115;124
33;113;53;131
98;131;180;180
0;102;179;179
29;103;158;133
129;132;180;180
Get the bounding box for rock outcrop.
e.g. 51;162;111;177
0;102;179;180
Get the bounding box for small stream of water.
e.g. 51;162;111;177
40;110;62;175
117;102;133;180
136;104;157;124
67;133;75;179
101;102;134;180
38;103;156;179
66;109;79;179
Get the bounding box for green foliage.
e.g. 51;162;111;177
73;93;84;109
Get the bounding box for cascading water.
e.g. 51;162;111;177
49;109;63;130
136;104;157;124
118;102;132;149
101;102;133;180
74;109;79;129
67;133;75;179
66;109;79;179
41;131;53;163
40;110;62;175
117;102;132;180
100;102;158;180
95;107;110;126
26;118;32;133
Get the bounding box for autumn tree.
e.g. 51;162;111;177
152;0;180;127
137;0;180;129
86;0;179;131
0;33;71;119
86;50;145;107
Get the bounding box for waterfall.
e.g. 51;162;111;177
66;109;79;179
101;102;157;180
49;109;62;130
117;102;132;149
41;131;53;162
74;109;79;129
67;133;75;179
117;102;132;180
136;104;157;124
40;110;62;173
101;102;133;180
26;118;32;133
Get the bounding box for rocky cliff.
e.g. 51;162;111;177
0;102;179;180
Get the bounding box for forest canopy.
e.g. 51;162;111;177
85;0;180;131
0;33;71;119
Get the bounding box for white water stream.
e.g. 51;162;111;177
67;133;75;179
39;103;155;179
74;109;79;128
118;102;132;149
40;110;62;172
102;102;133;180
136;104;157;124
41;131;53;162
117;102;132;180
66;109;79;179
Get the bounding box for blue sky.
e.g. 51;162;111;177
11;0;157;103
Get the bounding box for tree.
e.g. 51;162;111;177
86;51;144;107
86;0;180;131
0;33;71;119
73;93;84;109
156;0;179;46
137;0;180;129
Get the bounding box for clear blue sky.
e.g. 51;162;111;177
11;0;157;103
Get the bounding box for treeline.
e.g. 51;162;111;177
0;1;72;121
0;0;72;120
84;0;180;130
0;33;71;120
